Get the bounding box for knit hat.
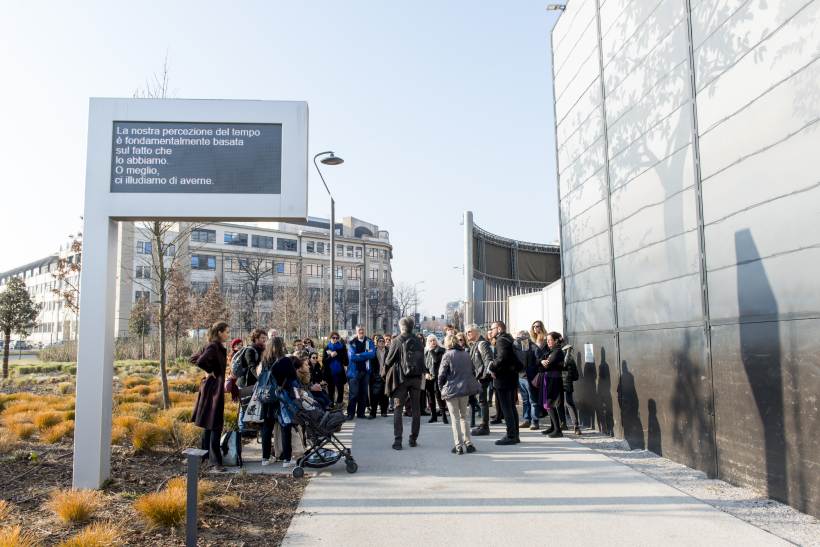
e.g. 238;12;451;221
230;338;243;350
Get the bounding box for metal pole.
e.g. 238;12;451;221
330;198;336;332
463;211;474;325
182;447;207;547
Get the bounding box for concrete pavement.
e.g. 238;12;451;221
283;416;787;546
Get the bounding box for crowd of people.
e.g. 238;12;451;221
189;315;581;470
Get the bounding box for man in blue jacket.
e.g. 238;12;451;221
347;325;376;420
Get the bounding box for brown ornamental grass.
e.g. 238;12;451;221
33;411;65;431
56;522;122;547
0;525;39;547
47;489;102;524
41;421;75;444
131;422;166;453
133;490;186;528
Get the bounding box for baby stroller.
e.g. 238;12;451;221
276;389;358;478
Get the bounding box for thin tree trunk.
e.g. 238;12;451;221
2;332;10;379
159;296;170;409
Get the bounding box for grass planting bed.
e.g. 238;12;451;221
0;364;307;546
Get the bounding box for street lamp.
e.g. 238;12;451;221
313;151;345;333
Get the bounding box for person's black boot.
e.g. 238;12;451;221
428;410;438;423
548;409;564;438
542;416;556;435
471;424;490;436
442;413;449;425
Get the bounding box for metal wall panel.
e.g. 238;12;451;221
712;319;820;516
618;328;716;474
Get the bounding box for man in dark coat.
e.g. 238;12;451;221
488;320;523;445
386;316;423;450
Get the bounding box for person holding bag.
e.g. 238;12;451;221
540;331;566;438
259;336;299;468
191;321;230;472
438;333;481;454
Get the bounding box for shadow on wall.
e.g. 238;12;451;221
735;229;787;502
617;361;644;449
670;329;716;475
647;399;662;456
597;348;614;436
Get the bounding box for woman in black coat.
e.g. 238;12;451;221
192;321;230;470
540;331;565;438
425;336;448;424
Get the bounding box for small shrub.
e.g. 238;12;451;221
114;393;142;404
50;398;76;412
42;421;74;444
131;423;165;453
2;411;33;427
2;401;47;416
0;525;39;547
210;494;241;510
116;402;156;420
122;376;151;388
172;422;201;449
134;490;185;528
110;425;128;445
0;429;17;454
47;489;102;524
161;406;193;423
166;476;216;501
33;412;64;431
57;521;122;547
9;423;35;440
112;415;138;431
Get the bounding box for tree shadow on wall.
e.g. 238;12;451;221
617;361;644;449
736;229;787;502
670;329;716;475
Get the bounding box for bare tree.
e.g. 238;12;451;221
128;296;152;360
237;255;274;331
166;268;192;359
193;279;231;333
51;238;81;341
393;282;420;319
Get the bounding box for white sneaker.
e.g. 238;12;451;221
261;458;271;466
282;460;295;468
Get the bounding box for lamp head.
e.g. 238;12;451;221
321;153;344;166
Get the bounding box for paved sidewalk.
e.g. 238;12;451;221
283;416;787;546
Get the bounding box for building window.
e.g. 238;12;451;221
368;248;378;258
306;241;315;253
252;234;274;249
369;268;378;281
136;265;151;279
346;245;354;258
347;267;360;280
382;249;390;260
317;242;325;254
224;232;248;246
277;238;297;252
336;244;344;257
134;290;150;302
191;281;210;294
306;264;324;277
355;247;362;259
191;255;216;270
335;266;343;279
275;262;285;274
384;269;390;282
347;289;359;303
191;229;216;243
165;244;176;256
136;241;152;255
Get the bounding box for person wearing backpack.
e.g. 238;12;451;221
385;316;425;450
231;329;267;434
466;324;495;436
259;336;299;468
559;342;582;435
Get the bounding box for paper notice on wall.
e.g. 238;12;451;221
584;343;594;363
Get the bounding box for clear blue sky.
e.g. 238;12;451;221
0;1;561;314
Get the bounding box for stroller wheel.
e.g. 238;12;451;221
292;466;305;479
345;460;358;474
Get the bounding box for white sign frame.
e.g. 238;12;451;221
73;98;308;488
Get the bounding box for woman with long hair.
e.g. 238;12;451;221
438;333;481;454
192;321;230;471
259;336;299;468
540;331;565;438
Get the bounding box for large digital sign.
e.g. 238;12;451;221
110;121;282;194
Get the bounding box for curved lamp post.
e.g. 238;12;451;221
313;151;344;332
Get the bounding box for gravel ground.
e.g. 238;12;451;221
574;431;820;546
